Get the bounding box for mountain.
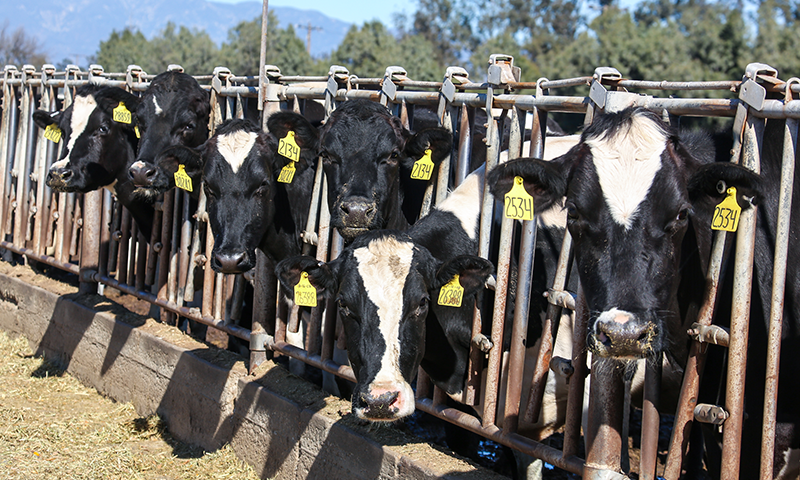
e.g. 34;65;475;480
3;0;352;67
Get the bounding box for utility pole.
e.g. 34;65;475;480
294;22;323;55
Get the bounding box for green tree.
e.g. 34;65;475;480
219;11;313;77
751;0;800;77
94;28;151;72
149;23;219;74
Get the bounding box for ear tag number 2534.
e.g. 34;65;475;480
410;149;434;181
711;186;741;232
504;176;534;221
174;165;193;192
438;274;464;308
294;272;317;307
278;131;300;184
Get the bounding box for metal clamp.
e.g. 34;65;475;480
21;64;35;84
126;65;144;88
250;332;274;351
441;66;468;103
3;65;18;75
167;64;184;73
546;289;576;310
589;67;623;109
263;65;282;81
212;66;232;93
687;323;730;347
326;65;349;98
381;66;407;103
488;54;518;85
694;403;729;425
550;356;575;379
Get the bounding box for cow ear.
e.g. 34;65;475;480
402;127;453;169
276;255;337;301
487;156;570;213
158;144;204;173
687;163;762;207
267;111;320;169
96;88;141;115
33;110;60;130
433;255;494;295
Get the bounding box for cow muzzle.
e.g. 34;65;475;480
129;161;157;188
46;166;75;190
211;250;254;274
589;309;658;358
353;383;414;421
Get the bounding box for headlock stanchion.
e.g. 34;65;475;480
2;57;800;479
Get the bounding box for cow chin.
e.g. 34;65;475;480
131;186;162;204
352;381;416;422
337;226;370;242
45;177;80;193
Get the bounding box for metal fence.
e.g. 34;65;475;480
0;57;797;479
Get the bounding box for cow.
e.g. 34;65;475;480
488;106;799;478
32;84;154;237
128;71;210;203
162;112;319;272
317;99;453;242
276;166;493;421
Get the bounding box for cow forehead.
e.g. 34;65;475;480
353;237;416;384
324;115;400;154
585;113;667;229
215;130;257;174
67;95;98;156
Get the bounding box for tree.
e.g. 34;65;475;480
219;11;313;77
0;22;47;67
94;28;151;73
148;23;219;74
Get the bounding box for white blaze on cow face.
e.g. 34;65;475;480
50;159;70;170
353;236;416;415
586;112;667;229
152;96;163;116
66;95;98;159
216;130;257;174
438;165;485;240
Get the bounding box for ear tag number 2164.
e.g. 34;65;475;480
504;176;534;221
711;186;741;232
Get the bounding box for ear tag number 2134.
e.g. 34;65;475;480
411;149;434;181
278;131;300;183
711;186;741;232
504;176;534;221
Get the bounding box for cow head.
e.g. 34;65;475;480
488;107;761;359
33;85;139;193
129;71;210;202
319;100;452;242
276;233;492;421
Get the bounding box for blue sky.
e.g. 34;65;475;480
217;0;411;26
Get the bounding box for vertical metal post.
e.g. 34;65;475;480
79;190;102;294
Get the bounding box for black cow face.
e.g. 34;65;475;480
319;100;452;242
129;71;210;203
33;85;139;193
489;107;761;359
276;233;492;422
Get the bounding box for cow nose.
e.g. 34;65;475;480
593;310;654;357
47;167;73;184
339;197;376;225
129;162;156;187
213;252;250;274
359;388;402;419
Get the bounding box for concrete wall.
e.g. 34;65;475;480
0;270;505;480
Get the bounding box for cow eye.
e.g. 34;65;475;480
185;123;196;132
97;125;109;135
254;181;269;196
676;207;689;222
566;204;579;220
413;297;429;317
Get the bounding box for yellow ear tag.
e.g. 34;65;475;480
504;176;534;221
174;164;193;192
278;130;301;162
711;186;741;232
134;125;141;138
410;149;434;181
294;271;317;307
277;161;296;184
113;102;132;124
44;124;62;143
437;274;464;308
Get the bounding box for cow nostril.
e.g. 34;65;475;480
340;203;350;214
61;170;73;180
144;168;156;179
597;331;610;346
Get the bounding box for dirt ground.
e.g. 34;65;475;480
0;329;260;480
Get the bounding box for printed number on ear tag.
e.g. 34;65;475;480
437;274;464;308
294;271;317;307
277;161;296;184
410;149;434;181
113;102;132;124
44;124;62;143
711;186;741;232
504;176;534;221
278;131;301;162
174;165;193;192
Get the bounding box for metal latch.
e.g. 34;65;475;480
488;54;518;85
381;66;408;102
167;64;184;73
212;66;232;93
442;66;469;102
263;65;281;81
126;65;144;88
589;67;623;109
327;65;349;97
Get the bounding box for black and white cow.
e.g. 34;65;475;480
32;85;154;236
164;112;319;273
489;107;799;478
277;167;496;420
128;71;210;202
318;99;453;242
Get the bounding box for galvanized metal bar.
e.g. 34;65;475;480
135;225;148;292
759;115;797;479
0;69;14;238
250;248;273;373
177;190;192;307
97;189;113;278
0;240;80;274
12;76;31;247
117;208;131;285
720;113;762;479
106;203;121;275
202;221;215;318
562;285;588;459
157;191;174;324
584;356;626;478
78;190;102;294
456;104;472;186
